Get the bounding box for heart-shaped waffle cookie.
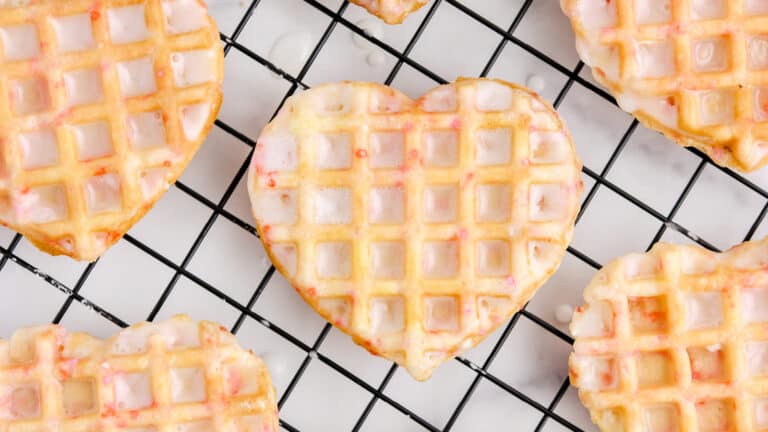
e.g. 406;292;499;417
248;78;583;380
569;239;768;431
350;0;429;24
0;315;279;431
561;0;768;172
0;0;223;260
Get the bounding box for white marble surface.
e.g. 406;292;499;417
2;1;767;431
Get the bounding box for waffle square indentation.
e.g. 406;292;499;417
315;133;352;170
316;241;352;279
476;184;511;222
127;112;166;150
423;130;459;167
476;240;510;277
114;371;153;411
170;368;206;403
628;295;668;334
475;128;511;166
117;57;157;98
695;399;735;432
107;4;149;44
52;14;95;53
9;76;50;116
635;0;672;25
17;130;59;170
64;68;104;106
688;345;727;382
161;0;208;35
636;350;675;389
0;24;40;61
72;121;114;161
422;240;459;279
369;187;405;224
423;184;458;223
424;296;459;332
692;36;731;73
641;403;680;432
1;384;41;419
370;241;405;280
684;291;723;330
62;378;97;416
370;131;404;168
85;173;122;214
370;296;405;334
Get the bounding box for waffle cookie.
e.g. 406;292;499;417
569;239;768;431
350;0;429;24
561;0;768;172
248;78;583;380
0;315;279;432
0;0;224;261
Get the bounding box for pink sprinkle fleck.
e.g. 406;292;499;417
462;172;475;186
59;359;78;378
712;146;726;161
450;117;462;129
261;225;272;245
228;369;242;395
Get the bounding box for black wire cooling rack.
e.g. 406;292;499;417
2;0;768;431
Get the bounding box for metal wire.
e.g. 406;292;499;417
1;1;766;430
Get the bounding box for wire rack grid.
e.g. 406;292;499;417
3;0;768;431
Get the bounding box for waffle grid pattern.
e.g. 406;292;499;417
2;0;768;431
250;79;581;380
0;0;222;260
562;0;768;171
0;316;278;432
570;240;768;431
